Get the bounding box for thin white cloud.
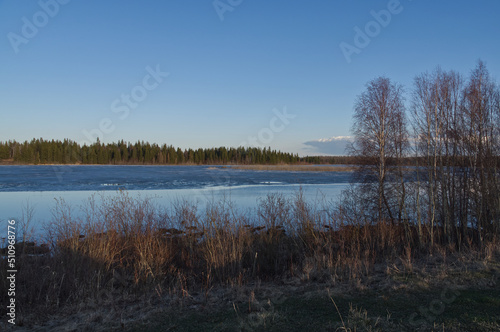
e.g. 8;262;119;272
303;136;353;155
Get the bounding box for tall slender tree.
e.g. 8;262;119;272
461;61;500;242
349;77;408;223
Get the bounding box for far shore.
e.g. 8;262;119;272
0;162;358;171
229;164;357;172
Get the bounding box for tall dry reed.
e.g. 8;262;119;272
1;190;498;321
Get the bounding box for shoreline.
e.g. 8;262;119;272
231;164;357;172
0;163;358;172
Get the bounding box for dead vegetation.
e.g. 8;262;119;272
230;165;357;172
1;190;499;330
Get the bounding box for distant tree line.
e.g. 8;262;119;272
341;60;500;248
0;139;304;165
300;155;362;164
1;139;483;167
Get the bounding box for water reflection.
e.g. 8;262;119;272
0;184;348;236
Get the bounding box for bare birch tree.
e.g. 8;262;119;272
411;68;464;245
349;77;408;223
412;61;499;247
461;60;500;244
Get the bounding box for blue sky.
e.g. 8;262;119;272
1;0;499;156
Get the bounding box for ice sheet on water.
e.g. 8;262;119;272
0;165;354;192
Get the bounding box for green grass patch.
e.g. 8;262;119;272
128;286;500;332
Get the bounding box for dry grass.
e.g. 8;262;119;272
229;164;357;172
1;190;499;330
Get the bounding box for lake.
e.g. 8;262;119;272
0;165;352;235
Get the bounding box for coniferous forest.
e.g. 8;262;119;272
0;139;366;165
0;139;303;165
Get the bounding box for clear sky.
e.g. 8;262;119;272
1;0;499;156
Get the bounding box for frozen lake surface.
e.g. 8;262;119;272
0;165;353;233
